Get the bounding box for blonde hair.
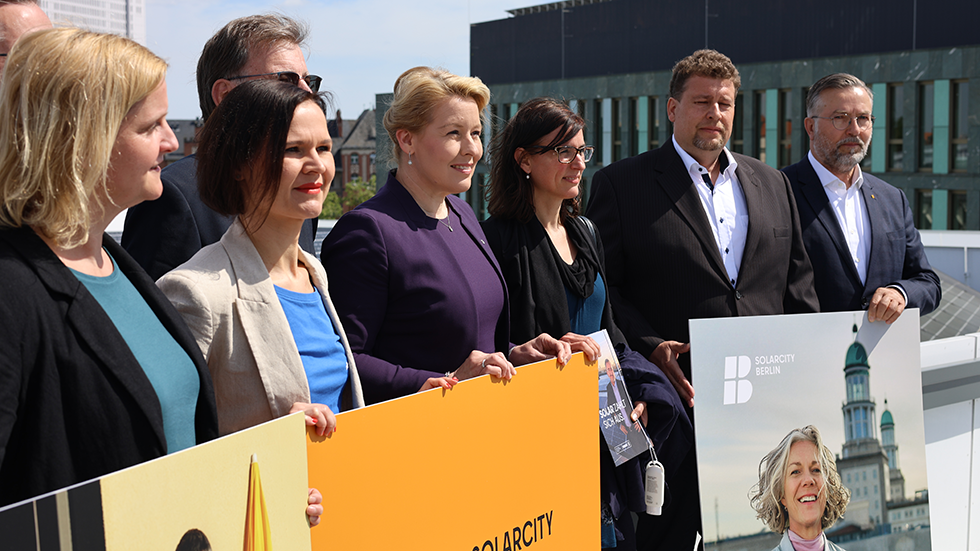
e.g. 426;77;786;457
382;66;490;167
749;425;850;534
0;27;168;248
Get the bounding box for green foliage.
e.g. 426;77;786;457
341;175;377;212
320;191;342;219
319;175;377;219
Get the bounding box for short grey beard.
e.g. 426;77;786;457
821;139;867;174
693;135;725;151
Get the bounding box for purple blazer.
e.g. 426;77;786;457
321;172;511;404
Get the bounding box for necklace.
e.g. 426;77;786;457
400;172;453;231
439;213;454;232
419;202;453;232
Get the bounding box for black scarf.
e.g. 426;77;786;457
547;215;599;299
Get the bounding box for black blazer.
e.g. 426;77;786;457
783;157;941;314
0;227;218;507
586;144;819;378
122;155;318;280
481;213;693;474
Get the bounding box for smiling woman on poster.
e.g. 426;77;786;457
750;425;850;551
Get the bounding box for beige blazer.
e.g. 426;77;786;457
158;218;364;436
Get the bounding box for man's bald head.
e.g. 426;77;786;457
0;1;52;74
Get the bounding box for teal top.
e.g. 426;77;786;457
566;271;607;334
71;254;199;454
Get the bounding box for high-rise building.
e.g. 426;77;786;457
38;0;146;45
454;0;980;230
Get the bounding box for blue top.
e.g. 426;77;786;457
71;254;199;454
274;285;349;413
567;271;607;335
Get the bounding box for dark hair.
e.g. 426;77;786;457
805;73;874;117
487;97;584;223
175;529;211;551
669;49;741;100
196;79;326;229
196;14;308;120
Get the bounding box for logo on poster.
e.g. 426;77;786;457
723;355;753;405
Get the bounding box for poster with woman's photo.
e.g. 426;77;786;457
689;311;931;550
590;329;650;466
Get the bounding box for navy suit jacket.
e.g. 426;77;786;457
586;144;819;379
783;158;940;314
122;154;317;280
321;172;511;404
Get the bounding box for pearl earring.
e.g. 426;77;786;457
408;153;413;166
525;172;530;180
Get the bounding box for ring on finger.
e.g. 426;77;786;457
481;357;487;369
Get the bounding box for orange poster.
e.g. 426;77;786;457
307;354;598;550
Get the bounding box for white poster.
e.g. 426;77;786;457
690;311;930;550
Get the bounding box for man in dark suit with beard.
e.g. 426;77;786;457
783;73;940;321
586;49;819;550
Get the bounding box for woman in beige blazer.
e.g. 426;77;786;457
158;80;457;441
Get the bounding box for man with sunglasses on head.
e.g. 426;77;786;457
783;73;940;322
123;14;322;279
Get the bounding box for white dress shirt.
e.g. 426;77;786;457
672;136;747;287
807;151;871;285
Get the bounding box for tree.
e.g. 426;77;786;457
320;191;342;219
341;175;377;213
319;175;377;219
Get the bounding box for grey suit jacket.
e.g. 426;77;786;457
158;218;364;436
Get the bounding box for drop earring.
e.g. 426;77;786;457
408;153;413;165
525;172;530;179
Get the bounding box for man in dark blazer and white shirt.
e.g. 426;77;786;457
586;50;819;551
783;73;940;321
122;14;319;280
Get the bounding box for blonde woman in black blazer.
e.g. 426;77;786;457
0;29;218;507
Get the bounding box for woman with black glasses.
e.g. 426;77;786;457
482;97;693;551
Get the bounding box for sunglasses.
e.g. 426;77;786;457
224;71;322;93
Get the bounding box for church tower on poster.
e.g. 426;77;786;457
832;324;928;537
880;400;906;502
836;337;891;528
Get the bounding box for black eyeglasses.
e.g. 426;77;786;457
224;71;322;92
531;144;595;164
811;114;875;131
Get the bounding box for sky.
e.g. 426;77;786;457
146;0;526;122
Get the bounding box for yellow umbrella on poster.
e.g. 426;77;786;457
244;454;273;551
